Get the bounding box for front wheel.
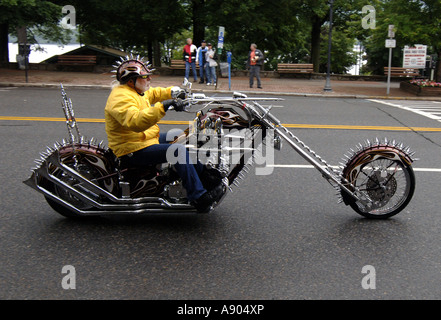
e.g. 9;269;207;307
341;144;416;219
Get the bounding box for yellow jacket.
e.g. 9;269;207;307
105;84;172;157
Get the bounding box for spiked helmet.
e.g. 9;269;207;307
111;54;155;84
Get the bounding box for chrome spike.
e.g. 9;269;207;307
363;139;368;147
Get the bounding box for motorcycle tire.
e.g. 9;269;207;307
341;145;416;219
44;196;99;219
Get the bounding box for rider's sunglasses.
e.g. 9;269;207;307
138;74;151;80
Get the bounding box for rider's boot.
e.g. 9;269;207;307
193;184;224;213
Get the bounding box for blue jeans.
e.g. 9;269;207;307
206;64;216;84
123;133;206;201
199;63;206;82
185;61;198;82
249;65;261;87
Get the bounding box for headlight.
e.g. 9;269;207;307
274;134;282;151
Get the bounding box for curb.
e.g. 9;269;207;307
1;82;441;101
0;82;109;90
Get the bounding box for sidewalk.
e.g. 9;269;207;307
0;68;439;100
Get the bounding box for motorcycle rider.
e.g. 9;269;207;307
105;57;223;212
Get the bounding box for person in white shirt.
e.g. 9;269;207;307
205;43;218;86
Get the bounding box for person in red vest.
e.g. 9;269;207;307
183;38;198;82
247;43;264;89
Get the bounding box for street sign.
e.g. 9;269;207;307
388;25;395;38
217;26;225;54
403;45;427;68
385;39;396;48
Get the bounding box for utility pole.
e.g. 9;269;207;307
324;0;334;92
386;25;396;96
17;26;30;83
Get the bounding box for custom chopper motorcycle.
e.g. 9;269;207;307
24;81;416;219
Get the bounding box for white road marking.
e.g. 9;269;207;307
369;99;441;122
267;164;441;172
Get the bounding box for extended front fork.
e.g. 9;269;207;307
246;101;363;204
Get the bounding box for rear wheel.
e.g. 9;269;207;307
45;162;102;219
41;144;117;219
45;197;91;219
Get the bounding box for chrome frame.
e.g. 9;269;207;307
24;84;416;217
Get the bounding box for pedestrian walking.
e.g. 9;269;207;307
247;43;264;89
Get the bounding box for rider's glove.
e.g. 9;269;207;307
162;98;185;112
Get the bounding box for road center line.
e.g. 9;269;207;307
1;115;437;172
1;116;441;132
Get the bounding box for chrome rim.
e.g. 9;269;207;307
354;158;412;215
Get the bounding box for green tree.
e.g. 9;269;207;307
298;0;372;73
362;0;441;81
320;27;357;73
0;0;66;63
205;0;302;70
71;0;189;66
298;0;329;72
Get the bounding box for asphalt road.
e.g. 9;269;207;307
1;87;441;301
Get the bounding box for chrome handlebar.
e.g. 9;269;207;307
170;78;283;113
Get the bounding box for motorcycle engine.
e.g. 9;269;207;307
164;181;188;202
